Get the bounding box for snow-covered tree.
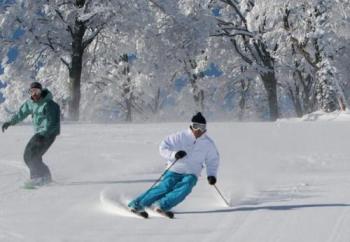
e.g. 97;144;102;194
1;0;349;122
213;0;280;120
212;0;350;119
280;0;349;114
149;0;217;114
87;0;216;120
0;1;120;120
1;0;177;121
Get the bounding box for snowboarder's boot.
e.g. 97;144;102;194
23;175;52;189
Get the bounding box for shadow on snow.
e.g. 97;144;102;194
176;203;350;214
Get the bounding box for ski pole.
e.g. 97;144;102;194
144;158;179;194
213;184;231;207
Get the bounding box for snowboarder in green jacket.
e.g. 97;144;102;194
2;82;60;187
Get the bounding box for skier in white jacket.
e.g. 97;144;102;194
128;112;220;216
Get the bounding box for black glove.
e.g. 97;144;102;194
2;122;10;133
207;176;217;185
175;150;187;160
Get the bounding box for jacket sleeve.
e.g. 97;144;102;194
159;132;181;162
9;101;31;125
205;141;220;177
39;101;60;137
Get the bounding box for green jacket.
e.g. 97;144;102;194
9;89;60;137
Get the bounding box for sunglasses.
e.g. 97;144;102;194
28;88;42;96
191;122;206;132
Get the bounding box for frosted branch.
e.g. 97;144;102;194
83;25;104;50
232;39;253;64
60;57;70;69
219;0;247;26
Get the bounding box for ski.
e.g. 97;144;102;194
130;209;149;219
154;208;174;219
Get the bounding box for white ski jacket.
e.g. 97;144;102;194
159;128;220;178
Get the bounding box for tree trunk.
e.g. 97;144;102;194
301;74;316;114
260;72;279;121
238;72;250;121
68;55;83;121
68;16;86;121
152;87;161;114
294;95;303;118
185;59;205;112
190;77;205;112
287;82;303;117
238;87;247;121
125;94;132;122
124;76;133;122
120;54;133;122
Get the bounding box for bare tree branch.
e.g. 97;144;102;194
55;9;67;24
60;57;70;69
211;30;254;38
219;0;247;27
232;39;253;64
82;25;104;49
282;7;318;70
291;37;319;70
148;0;167;13
58;1;74;7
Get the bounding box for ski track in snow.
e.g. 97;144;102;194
0;228;24;241
0;159;26;171
200;205;251;242
326;207;350;242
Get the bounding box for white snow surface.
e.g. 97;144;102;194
1;117;350;242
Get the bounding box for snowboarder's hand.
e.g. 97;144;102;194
2;122;10;133
207;176;216;185
175;150;187;160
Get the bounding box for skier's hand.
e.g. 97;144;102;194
175;150;187;160
2;122;10;133
207;176;216;185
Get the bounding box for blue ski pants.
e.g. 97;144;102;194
128;171;197;211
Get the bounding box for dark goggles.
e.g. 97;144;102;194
28;88;42;96
191;122;206;131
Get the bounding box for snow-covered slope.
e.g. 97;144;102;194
1;120;350;242
279;110;350;122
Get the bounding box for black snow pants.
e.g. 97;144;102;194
23;133;56;179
